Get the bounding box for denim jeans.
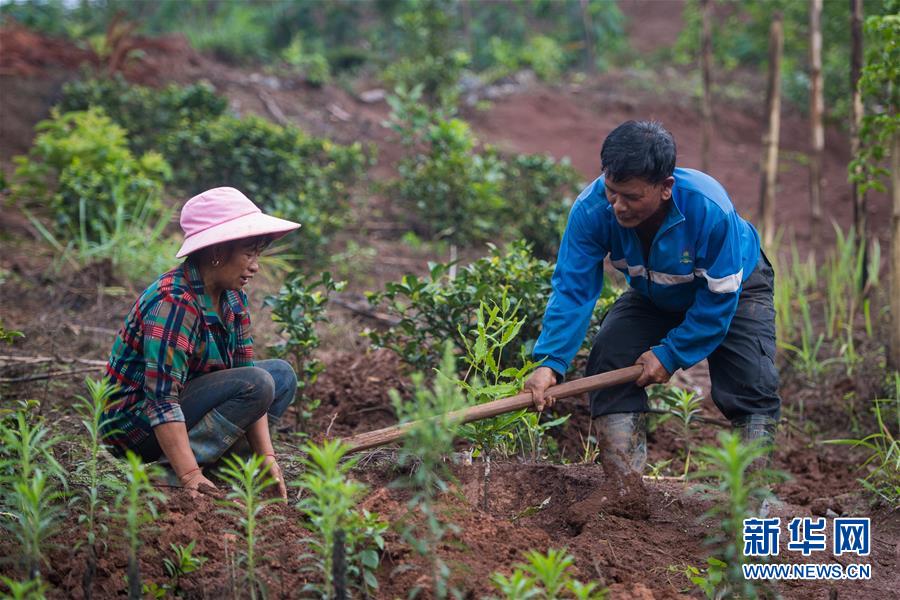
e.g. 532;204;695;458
137;359;297;463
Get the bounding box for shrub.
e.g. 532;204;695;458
13;107;171;244
366;241;619;372
381;0;469;109
391;101;505;243
162;114;368;259
264;272;345;431
500;153;582;259
58;76;227;156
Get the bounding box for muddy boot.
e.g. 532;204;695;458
596;412;647;476
188;408;246;466
733;414;778;470
733;414;779;517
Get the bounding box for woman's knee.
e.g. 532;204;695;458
242;367;276;411
258;359;297;394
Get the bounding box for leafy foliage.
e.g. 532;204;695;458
491;548;607;599
826;373;900;506
457;298;566;462
59;76;227;155
850;6;899;195
367;241;619;372
216;453;281;600
13;107;170;243
387;86;582;250
295;440;386;597
689;432;788;599
112;452;165;600
162;113;368;259
673;0;895;118
390;344;470;599
265;272;345;429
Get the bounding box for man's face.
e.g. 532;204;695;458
604;176;675;228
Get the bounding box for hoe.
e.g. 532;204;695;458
340;365;643;453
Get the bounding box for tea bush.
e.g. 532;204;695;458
366;241;620;372
162;114;368;259
58;76;227;155
391;98;505;243
500;153;582;259
12;107;171;245
264;271;345;430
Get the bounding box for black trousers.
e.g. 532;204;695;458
585;253;781;423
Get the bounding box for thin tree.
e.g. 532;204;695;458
892;132;900;370
758;12;784;248
700;0;713;172
809;0;825;241
850;0;866;242
579;0;596;71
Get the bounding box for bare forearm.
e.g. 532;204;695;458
245;415;275;456
152;422;199;477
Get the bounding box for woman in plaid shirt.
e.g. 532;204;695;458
102;187;301;498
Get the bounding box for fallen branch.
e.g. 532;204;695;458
0;363;106;383
0;365;104;384
0;354;107;367
258;89;289;125
330;296;400;326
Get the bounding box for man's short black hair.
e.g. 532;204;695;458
600;120;676;184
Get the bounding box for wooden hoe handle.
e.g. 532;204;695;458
339;365;644;454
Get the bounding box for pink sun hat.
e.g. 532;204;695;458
175;187;301;258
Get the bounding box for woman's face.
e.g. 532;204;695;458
213;239;263;291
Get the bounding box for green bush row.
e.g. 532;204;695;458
388;85;582;254
365;241;620;372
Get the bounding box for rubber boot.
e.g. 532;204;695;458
733;414;778;471
733;414;779;517
188;408;246;465
596;412;647;476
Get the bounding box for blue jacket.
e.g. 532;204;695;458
533;167;760;376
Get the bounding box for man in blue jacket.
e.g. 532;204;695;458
524;120;780;475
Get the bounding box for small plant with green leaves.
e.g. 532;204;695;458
265;271;346;432
491;548;608;599
0;319;24;345
216;453;281;600
111;451;165;600
143;541;208;598
295;440;386;597
689;432;788;598
657;385;704;477
826;372;900;506
0;576;47;599
390;343;470;599
74;378;120;600
0;407;66;583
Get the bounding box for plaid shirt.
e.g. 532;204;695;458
102;262;254;456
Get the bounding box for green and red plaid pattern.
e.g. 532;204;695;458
101;261;254;456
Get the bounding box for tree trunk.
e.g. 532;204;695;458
700;0;713;172
579;0;596;71
850;0;866;241
890;131;900;370
759;13;784;248
809;0;825;241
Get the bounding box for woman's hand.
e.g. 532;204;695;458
263;454;288;500
179;467;217;498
